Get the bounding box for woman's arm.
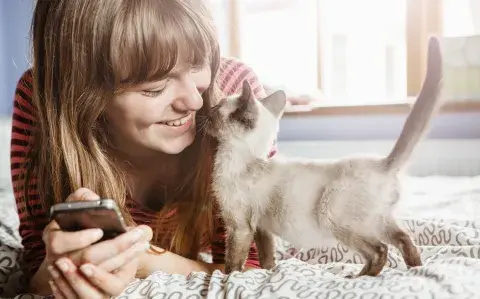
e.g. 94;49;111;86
217;57;267;99
11;70;52;293
137;246;223;278
137;244;259;279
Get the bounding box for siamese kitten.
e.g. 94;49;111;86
206;37;443;277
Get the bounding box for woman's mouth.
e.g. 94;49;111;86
158;114;193;127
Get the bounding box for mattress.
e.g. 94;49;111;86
2;175;480;299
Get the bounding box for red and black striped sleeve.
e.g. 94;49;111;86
10;70;49;279
211;57;277;269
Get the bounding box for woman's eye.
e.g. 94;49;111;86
141;88;166;98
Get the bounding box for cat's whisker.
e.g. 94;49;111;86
195;115;209;126
197;118;211;135
196;115;209;121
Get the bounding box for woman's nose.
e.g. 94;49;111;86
171;79;204;112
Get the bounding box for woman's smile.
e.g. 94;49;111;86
155;113;195;135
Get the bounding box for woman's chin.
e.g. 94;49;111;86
154;133;195;155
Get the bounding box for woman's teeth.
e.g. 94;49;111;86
161;114;192;127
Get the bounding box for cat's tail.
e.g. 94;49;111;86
383;36;444;171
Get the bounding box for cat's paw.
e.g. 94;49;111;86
261;261;276;270
404;247;422;268
225;263;244;274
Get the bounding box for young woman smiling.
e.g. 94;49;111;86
11;0;275;297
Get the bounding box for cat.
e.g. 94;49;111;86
205;36;443;277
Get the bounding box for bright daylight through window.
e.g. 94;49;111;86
209;0;479;105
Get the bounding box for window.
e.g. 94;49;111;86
442;0;478;37
211;0;477;105
239;1;318;95
441;0;480;101
317;0;407;104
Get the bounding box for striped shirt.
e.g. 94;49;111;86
11;57;275;279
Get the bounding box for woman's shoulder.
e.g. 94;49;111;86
14;68;35;108
217;57;266;98
16;68;34;91
13;68;36;123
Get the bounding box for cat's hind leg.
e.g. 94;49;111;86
329;222;388;277
225;223;255;274
254;228;276;269
383;218;422;268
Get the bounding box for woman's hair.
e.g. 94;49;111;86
25;0;220;258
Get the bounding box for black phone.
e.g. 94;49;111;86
49;199;128;241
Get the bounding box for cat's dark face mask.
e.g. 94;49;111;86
203;81;286;141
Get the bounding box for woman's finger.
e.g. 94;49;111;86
42;220;60;248
79;262;134;296
47;264;79;299
55;258;105;299
66;187;100;202
80;225;152;266
98;241;149;273
44;227;104;256
49;280;66;299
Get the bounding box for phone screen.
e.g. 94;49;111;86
54;207;127;240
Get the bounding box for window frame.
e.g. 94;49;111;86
222;0;480;116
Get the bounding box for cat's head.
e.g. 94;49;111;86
205;80;286;155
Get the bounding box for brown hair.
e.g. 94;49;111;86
25;0;220;258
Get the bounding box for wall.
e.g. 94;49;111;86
278;111;480;141
0;0;33;116
0;1;7;112
277;139;480;176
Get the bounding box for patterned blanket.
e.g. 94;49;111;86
2;175;480;299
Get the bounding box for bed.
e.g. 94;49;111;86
0;173;479;299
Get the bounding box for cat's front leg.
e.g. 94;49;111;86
225;223;255;274
254;228;276;270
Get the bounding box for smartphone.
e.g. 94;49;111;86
49;199;128;241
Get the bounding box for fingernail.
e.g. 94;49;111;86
90;228;104;239
47;265;60;278
80;264;93;277
130;228;144;242
56;259;69;273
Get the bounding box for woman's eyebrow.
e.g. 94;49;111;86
167;62;198;79
166;70;181;79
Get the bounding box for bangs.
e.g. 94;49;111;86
110;0;218;88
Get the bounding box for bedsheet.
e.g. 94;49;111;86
2;175;480;299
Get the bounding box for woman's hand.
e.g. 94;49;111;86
48;254;141;299
42;188;152;298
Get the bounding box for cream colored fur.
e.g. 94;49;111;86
209;37;444;277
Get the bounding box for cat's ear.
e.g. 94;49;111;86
261;90;287;117
230;81;258;131
239;80;256;104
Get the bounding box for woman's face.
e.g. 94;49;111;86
105;60;211;157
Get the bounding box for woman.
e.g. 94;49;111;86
11;0;275;297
